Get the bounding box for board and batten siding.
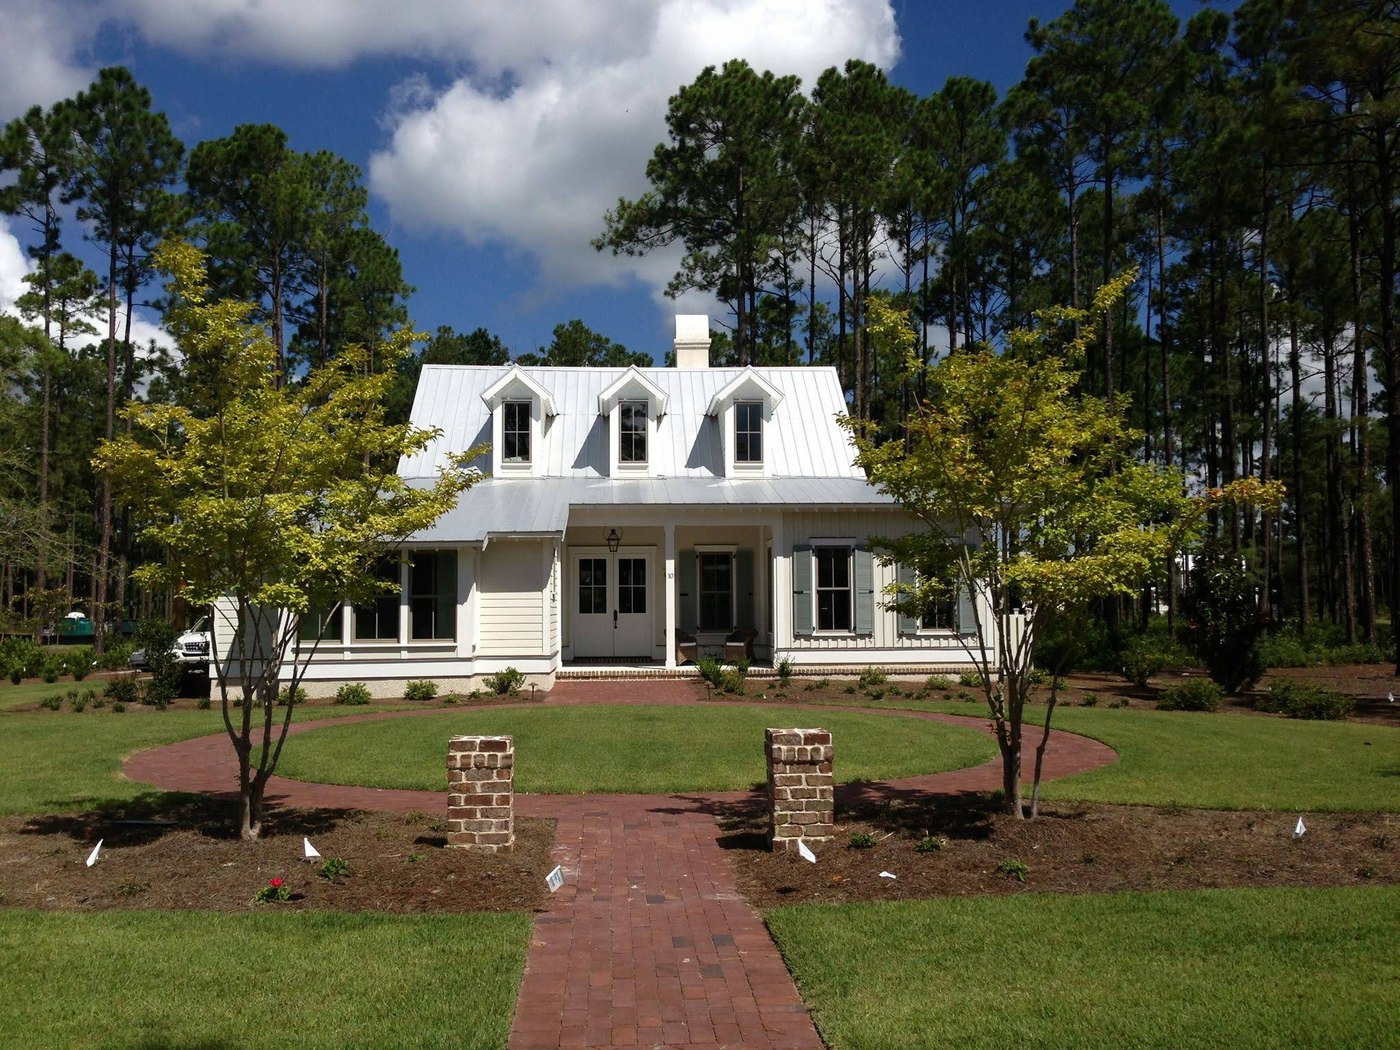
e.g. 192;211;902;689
478;539;550;657
783;510;986;656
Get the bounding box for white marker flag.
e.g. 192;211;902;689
303;837;321;860
878;871;897;880
797;840;817;864
546;865;565;893
1294;816;1307;839
85;840;103;867
1388;692;1395;704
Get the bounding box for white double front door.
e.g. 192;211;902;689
571;547;654;660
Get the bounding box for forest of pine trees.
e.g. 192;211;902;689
0;0;1396;657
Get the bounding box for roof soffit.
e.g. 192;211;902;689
480;365;557;416
597;365;668;418
706;366;785;417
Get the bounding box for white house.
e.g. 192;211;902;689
273;317;993;692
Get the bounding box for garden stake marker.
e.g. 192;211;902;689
85;840;103;867
1293;817;1307;839
303;837;321;860
798;840;817;864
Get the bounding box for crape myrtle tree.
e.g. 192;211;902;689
94;242;478;840
845;283;1282;818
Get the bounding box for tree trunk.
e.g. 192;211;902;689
92;239;119;655
1288;309;1310;632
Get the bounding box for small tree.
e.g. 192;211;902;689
95;241;477;840
847;285;1280;818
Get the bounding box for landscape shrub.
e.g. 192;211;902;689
404;679;438;702
41;694;63;711
0;638;45;681
858;666;887;688
141;677;177;708
1180;550;1265;693
696;656;724;689
776;659;793;685
1256;680;1353;721
958;671;984;688
924;675;956;692
334;682;372;705
41;660;60;684
720;666;747;694
96;641;137;671
103;677;139;705
1156;679;1223;712
483;667;525;695
277;685;307;706
133;618;183;698
67;646;93;680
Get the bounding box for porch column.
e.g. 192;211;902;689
664;522;676;669
772;517;789;656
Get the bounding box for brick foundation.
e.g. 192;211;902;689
446;735;514;853
765;728;834;852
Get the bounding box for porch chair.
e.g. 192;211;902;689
723;626;758;663
674;629;699;665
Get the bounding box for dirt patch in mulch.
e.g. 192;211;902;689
0;796;555;914
723;798;1398;909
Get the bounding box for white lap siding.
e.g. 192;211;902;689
478;540;550;658
782;510;989;661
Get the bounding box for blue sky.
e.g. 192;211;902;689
0;0;1231;364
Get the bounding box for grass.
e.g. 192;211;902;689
0;680;99;712
767;886;1400;1050
789;691;1400;812
0;695;423;816
0;909;530;1050
277;705;997;794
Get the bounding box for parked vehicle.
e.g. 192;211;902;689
129;616;212;673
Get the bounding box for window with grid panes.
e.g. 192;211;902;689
698;552;733;631
410;550;457;640
619;400;647;464
734;401;762;464
503;400;531;463
815;546;852;631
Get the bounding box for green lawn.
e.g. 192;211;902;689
767;886;1400;1050
799;692;1400;811
0;699;422;816
0;679;104;712
276;705;998;794
0;909;530;1050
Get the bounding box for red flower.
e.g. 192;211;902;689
269;877;284;888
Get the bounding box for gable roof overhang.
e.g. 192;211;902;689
706;366;785;417
597;365;668;419
480;365;557;416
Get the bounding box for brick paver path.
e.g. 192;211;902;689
124;686;1115;1049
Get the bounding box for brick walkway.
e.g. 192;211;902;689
124;688;1115;1050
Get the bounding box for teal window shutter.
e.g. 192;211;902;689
679;550;697;634
792;544;812;636
854;547;875;636
896;562;918;636
735;549;754;628
957;583;976;635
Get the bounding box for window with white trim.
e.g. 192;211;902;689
353;557;400;641
734;401;763;464
698;551;733;631
409;550;457;640
619;400;648;464
502;400;531;463
815;546;852;632
920;586;957;631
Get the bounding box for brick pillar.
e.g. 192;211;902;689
446;735;514;853
765;728;834;853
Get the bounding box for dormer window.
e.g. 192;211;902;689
599;366;667;477
735;401;763;464
503;401;532;464
707;367;783;476
619;400;648;464
481;365;556;477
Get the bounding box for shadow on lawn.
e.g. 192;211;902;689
21;791;354;844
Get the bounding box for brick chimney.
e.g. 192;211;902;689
674;315;710;368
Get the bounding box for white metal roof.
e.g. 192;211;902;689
398;364;867;481
406;476;895;544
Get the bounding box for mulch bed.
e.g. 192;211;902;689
0;796;554;914
723;797;1398;909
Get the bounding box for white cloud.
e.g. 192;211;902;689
0;1;97;119
369;0;900;301
0;218;32;315
117;0;660;73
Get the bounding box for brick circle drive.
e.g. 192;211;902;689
124;693;1115;1050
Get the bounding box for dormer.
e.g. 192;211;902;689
706;367;784;477
598;366;668;477
480;365;556;477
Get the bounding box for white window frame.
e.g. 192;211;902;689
734;400;763;465
618;399;649;466
501;399;532;466
812;543;854;635
695;544;738;634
